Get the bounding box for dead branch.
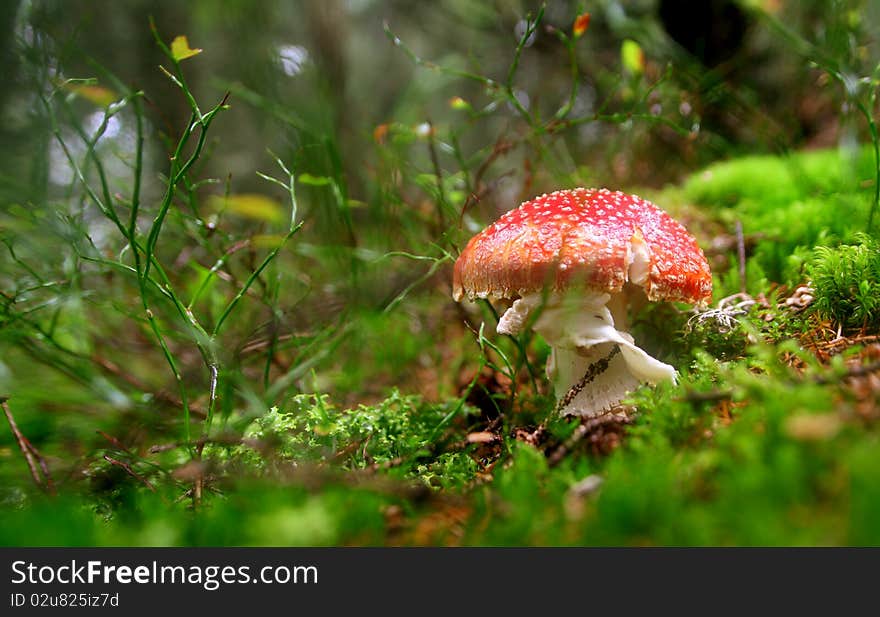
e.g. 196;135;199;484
547;412;633;467
2;398;55;495
735;220;746;295
97;430;132;454
102;454;158;493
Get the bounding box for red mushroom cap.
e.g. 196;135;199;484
453;188;712;305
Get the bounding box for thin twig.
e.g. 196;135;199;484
547;412;633;467
97;430;132;454
363;456;406;474
2;398;55;495
102;454;158;493
735;220;747;295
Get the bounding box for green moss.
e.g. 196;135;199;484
809;234;880;330
684;147;876;209
682;147;875;284
568;343;872;546
0;483;396;547
235;390;483;489
466;443;576;545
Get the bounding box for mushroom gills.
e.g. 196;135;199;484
496;287;676;417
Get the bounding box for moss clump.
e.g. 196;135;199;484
809;234;880;331
237;390;483;489
683;146;876;209
682;147;875;284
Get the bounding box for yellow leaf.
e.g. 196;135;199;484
218;194;284;223
449;96;470;110
171;35;203;62
63;83;118;107
621;39;645;75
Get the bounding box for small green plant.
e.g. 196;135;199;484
809;234;880;331
1;20;308;507
234;391;484;489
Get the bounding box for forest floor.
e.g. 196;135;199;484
3;145;879;546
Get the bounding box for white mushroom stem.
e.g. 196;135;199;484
497;289;676;417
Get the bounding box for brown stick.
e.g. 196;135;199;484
735;220;747;295
2;398;55;495
102;454;157;493
97;430;132;454
547;414;631;467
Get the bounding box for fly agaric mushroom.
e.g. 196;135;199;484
453;188;712;417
